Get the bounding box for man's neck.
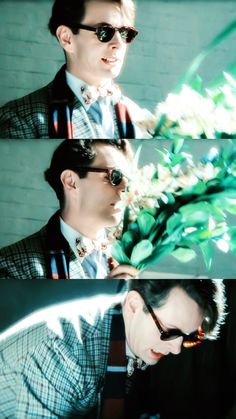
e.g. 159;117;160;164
66;65;111;88
60;211;105;240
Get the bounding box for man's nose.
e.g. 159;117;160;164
117;175;128;192
109;30;124;48
168;337;183;355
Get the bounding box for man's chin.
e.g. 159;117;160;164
101;66;123;80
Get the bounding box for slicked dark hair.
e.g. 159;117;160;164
129;279;227;340
44;139;132;208
48;0;136;37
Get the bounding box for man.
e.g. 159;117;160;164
0;139;137;279
0;279;226;418
0;0;154;139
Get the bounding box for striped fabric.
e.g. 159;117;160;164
115;102;135;140
101;305;127;419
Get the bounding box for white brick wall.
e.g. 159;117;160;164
0;139;58;246
0;0;235;111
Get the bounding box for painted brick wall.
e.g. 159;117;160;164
0;140;58;246
0;0;235;111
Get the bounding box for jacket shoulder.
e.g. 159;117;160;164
1;82;53;114
0;227;48;279
0;82;53;139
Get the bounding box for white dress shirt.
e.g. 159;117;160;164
60;217;110;279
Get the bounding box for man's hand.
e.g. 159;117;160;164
108;264;139;279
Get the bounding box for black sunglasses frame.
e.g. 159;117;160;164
74;23;138;43
142;297;204;348
74;167;124;186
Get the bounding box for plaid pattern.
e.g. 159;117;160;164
0;211;98;279
0;65;141;139
0;295;123;418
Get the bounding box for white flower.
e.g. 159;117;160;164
192;162;221;182
154;81;236;138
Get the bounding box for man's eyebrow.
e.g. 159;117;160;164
93;21;113;27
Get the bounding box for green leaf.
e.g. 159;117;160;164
130;240;153;267
122;230;137;256
171;138;185;154
199;241;213;271
166;213;182;235
137;243;176;270
223;71;236;88
121;206;131;234
179;202;225;225
179;202;210;225
137;212;156;238
128;222;140;235
191;180;208;195
111;240;131;265
170;154;186;167
132;143;143;171
181;227;213;243
171;247;196;263
211;222;228;239
191;74;203;93
228;227;236;253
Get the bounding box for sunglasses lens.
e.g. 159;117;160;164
120;27;138;43
97;26;115;42
183;340;202;349
161;333;181;342
110;169;123;186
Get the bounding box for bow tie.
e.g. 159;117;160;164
76;235;109;262
126;356;149;377
81;83;121;105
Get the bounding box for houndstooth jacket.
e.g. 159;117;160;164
0;295;124;418
0;65;151;139
0;211;101;280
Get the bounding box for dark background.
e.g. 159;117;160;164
127;280;236;419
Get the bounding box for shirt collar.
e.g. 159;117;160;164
60;216;107;257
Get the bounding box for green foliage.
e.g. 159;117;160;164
154;19;236;139
112;140;236;272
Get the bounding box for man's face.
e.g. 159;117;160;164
68;1;129;85
124;287;204;365
74;143;130;237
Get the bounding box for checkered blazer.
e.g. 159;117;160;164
0;65;148;139
0;294;124;418
0;211;95;279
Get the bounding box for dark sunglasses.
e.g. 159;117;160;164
75;23;138;43
75;167;124;186
144;299;205;349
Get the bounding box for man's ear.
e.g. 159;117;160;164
60;170;77;191
56;25;74;53
126;291;143;316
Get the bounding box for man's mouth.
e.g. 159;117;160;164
110;202;122;212
102;57;119;64
150;350;166;360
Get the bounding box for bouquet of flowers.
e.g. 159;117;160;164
111;140;236;271
146;20;236;139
